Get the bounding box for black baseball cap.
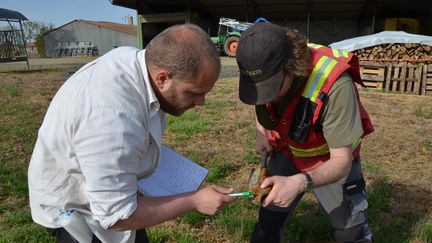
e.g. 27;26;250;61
236;22;293;105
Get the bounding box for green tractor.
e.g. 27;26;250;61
211;17;254;57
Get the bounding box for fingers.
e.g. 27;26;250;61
206;185;236;204
262;190;291;208
256;146;273;157
256;147;266;156
260;177;274;189
265;144;273;153
260;176;294;208
194;186;236;215
211;185;234;194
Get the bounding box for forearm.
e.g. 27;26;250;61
261;146;354;207
109;185;234;230
255;118;273;155
256;117;266;134
109;193;196;230
306;145;352;188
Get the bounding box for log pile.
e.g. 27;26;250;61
353;43;432;63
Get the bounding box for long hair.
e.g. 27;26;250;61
284;29;310;77
145;24;220;81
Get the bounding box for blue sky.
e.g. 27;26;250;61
2;0;137;27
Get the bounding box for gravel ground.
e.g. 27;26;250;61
0;56;96;72
0;56;239;74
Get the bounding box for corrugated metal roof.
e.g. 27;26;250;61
111;0;432;22
81;20;137;36
44;19;137;36
45;20;137;36
0;8;28;21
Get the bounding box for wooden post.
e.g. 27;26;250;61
392;64;400;92
386;63;392;92
421;64;427;95
399;62;407;94
413;64;422;95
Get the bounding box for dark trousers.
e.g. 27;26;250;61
47;227;149;243
251;153;372;243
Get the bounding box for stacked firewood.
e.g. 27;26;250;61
353;43;432;63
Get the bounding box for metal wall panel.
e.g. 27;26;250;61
44;21;137;57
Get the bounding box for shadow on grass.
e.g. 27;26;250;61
278;177;432;242
369;179;432;242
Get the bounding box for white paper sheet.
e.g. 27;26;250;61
137;145;208;197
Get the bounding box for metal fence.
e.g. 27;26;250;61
0;29;27;62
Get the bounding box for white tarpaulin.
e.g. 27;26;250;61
329;31;432;52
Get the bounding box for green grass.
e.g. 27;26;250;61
183;149;206;167
413;217;432;242
1;70;432;242
148;226;200;243
206;155;238;183
214;200;257;239
4;83;21;97
362;159;380;173
243;136;260;165
412;103;432;119
0;73;56;242
368;177;392;216
181;211;209;228
172;232;199;243
204;99;236;110
424;138;432;150
0;223;54;243
166;111;215;140
0;163;28;197
243;150;260;165
147;228;170;243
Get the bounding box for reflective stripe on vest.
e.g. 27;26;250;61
302;56;337;102
289;143;329;157
291;54;360;158
308;43;350;59
332;48;349;58
290;137;361;158
307;43;326;49
352;137;361;149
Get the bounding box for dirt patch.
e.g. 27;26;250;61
360;92;432;188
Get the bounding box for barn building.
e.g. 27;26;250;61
110;0;432;48
44;19;137;57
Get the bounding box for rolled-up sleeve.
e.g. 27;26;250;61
74;107;147;229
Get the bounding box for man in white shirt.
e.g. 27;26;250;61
28;24;235;243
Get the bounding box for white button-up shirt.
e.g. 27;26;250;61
28;47;166;242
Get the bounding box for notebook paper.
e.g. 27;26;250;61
138;145;208;197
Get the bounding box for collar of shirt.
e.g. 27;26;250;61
137;49;160;116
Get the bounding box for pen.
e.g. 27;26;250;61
228;191;254;197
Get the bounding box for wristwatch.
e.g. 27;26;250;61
301;172;313;191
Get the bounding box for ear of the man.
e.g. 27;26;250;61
154;70;171;90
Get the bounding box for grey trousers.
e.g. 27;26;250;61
250;152;372;243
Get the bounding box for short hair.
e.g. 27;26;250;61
145;24;220;81
284;29;310;77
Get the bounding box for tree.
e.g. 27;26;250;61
23;21;54;44
35;35;46;57
22;21;54;57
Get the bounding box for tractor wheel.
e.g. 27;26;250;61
223;36;240;57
